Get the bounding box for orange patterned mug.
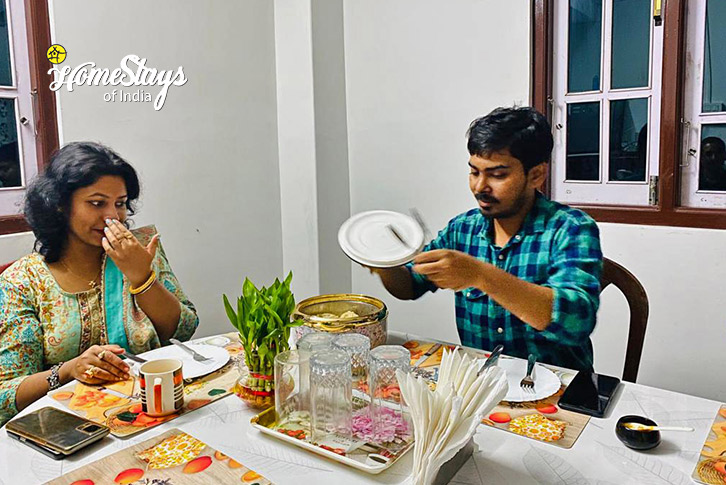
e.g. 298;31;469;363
139;359;184;416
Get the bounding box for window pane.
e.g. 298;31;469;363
699;124;726;191
0;98;20;188
568;0;602;93
566;102;600;181
0;2;12;86
703;0;726;113
611;0;650;89
609;98;648;181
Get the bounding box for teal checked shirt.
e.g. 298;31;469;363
408;192;603;371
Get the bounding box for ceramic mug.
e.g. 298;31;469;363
139;358;184;416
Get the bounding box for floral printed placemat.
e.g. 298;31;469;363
50;333;244;437
45;428;272;485
692;405;726;484
403;339;590;449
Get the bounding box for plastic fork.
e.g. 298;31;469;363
519;354;536;394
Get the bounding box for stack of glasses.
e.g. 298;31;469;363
274;332;411;449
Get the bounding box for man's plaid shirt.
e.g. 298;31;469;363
407;192;603;371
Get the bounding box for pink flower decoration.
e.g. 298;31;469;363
352;406;410;444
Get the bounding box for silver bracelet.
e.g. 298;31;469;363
46;362;64;391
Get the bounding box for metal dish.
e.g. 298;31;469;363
292;294;388;348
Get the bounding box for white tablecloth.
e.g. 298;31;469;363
0;332;719;485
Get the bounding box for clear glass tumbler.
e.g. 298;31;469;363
274;350;311;436
368;345;411;444
310;349;352;445
332;333;370;395
297;331;334;355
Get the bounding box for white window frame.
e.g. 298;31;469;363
0;0;38;217
681;0;726;209
551;0;663;206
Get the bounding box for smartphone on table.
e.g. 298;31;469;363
557;371;621;418
5;406;110;459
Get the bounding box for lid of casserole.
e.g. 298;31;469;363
338;210;425;268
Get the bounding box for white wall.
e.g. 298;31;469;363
274;0;321;299
595;224;726;401
37;0;282;338
345;0;530;343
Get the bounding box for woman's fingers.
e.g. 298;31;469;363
77;345;131;382
103;225;121;249
99;349;131;377
101;344;125;354
106;219;136;246
146;234;160;258
101;235;115;253
93;358;128;380
83;366;119;383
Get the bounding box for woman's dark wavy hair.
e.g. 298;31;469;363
466;106;554;173
24;142;140;263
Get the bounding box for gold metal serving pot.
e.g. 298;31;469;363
292;293;388;348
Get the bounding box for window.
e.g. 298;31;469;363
533;0;726;229
0;0;59;235
551;0;662;206
681;0;726;208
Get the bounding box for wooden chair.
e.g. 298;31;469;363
600;257;649;383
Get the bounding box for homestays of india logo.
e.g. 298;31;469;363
47;49;187;111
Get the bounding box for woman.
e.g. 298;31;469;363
0;142;199;425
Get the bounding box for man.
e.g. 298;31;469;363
372;106;603;371
699;136;726;191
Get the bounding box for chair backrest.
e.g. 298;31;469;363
600;257;649;383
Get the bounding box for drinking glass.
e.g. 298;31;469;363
310;349;352;444
274;350;311;435
297;332;334;355
332;333;370;395
368;345;411;444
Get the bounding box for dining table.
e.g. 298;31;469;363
0;331;720;485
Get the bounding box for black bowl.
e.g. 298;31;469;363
616;415;661;450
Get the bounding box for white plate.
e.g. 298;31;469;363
338;210;425;268
137;343;230;380
497;358;561;402
196;335;231;347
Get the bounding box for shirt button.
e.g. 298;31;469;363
515;235;521;241
466;291;472;298
498;254;504;261
497;327;504;334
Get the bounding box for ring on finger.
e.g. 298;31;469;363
98;350;106;360
84;366;97;378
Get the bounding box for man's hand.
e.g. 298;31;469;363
412;249;486;291
363;264;416;300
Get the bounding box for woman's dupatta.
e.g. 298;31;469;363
103;257;130;351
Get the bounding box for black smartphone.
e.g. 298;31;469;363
5;407;109;459
558;371;620;417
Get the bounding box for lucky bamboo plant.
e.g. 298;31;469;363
223;272;302;395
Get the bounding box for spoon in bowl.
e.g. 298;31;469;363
622;422;694;432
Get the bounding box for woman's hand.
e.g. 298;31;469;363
68;344;130;384
102;219;160;287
